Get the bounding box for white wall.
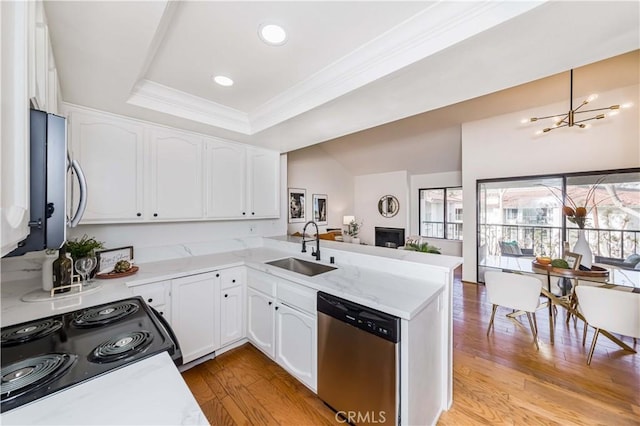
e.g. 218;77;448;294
410;171;463;256
461;84;640;282
354;171;409;245
286;145;354;235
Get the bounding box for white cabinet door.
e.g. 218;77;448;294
276;303;317;391
1;1;31;257
69;111;145;222
220;285;244;347
148;129;204;221
246;148;280;218
130;280;172;323
205;139;246;218
171;273;219;364
247;287;275;358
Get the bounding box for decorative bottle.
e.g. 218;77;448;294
52;246;72;294
41;250;57;292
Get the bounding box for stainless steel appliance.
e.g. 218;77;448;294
317;291;400;426
5;109;87;257
0;297;181;413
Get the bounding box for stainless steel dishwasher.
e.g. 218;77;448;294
317;291;400;426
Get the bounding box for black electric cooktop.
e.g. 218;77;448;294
0;297;181;413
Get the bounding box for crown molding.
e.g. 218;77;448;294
127;1;544;135
248;0;545;133
127;79;251;134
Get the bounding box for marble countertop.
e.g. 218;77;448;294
2;239;459;325
0;352;207;425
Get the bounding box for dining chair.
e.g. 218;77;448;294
575;285;640;365
485;271;543;349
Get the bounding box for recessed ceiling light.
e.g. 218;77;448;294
213;75;234;87
259;24;287;46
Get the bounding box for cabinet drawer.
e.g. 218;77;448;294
221;267;244;290
277;280;316;314
130;281;169;307
247;269;276;296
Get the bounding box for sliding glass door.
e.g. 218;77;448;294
477;168;640;283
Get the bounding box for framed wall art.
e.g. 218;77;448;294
313;194;328;225
288;188;306;223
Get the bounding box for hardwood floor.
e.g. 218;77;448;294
182;280;640;425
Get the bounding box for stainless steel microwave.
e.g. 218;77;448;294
5;110;86;257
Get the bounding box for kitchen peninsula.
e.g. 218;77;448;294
1;236;461;425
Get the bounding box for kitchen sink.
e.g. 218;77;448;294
265;257;337;277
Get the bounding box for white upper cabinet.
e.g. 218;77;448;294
63;105;279;224
28;0;58;113
69;110;145;222
205;139;246;218
247;148;280;218
205;141;280;219
1;1;31;256
148;128;204;221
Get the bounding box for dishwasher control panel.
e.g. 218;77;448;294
317;291;400;343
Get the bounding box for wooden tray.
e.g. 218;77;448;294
95;266;139;279
531;260;609;279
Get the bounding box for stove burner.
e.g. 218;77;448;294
89;331;153;363
1;354;76;401
72;301;139;328
1;319;63;346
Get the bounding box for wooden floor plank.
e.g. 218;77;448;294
182;279;639;425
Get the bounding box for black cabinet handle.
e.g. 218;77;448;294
153;213;158;217
136;212;141;217
232;279;236;283
224;294;228;298
275;306;279;311
242;212;246;215
268;301;272;306
216;273;220;278
251;212;255;215
147;298;153;303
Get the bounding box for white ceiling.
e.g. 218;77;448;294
45;1;639;153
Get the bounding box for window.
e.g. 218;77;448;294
477;168;640;283
419;187;463;240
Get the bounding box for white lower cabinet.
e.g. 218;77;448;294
247;287;276;358
275;302;317;391
130;280;172;322
171;272;219;364
247;269;317;391
219;267;245;348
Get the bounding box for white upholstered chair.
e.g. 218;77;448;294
485;271;543;349
575;285;640;365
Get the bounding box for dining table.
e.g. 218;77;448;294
479;255;640;346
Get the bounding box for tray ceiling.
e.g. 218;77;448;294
44;1;639;152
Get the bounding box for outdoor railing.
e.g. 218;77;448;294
479;223;639;260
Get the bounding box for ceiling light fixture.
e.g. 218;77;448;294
259;24;287;46
213;75;234;87
525;69;623;134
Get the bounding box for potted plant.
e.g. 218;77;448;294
404;237;441;254
348;219;362;244
64;235;104;276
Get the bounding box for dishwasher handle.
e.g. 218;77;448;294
317;291;400;343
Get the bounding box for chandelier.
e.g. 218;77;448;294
525;69;622;134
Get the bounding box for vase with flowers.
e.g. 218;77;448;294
543;176;606;269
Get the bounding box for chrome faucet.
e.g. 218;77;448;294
301;221;321;261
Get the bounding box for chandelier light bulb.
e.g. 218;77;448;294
586;94;598;102
621;102;633;108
